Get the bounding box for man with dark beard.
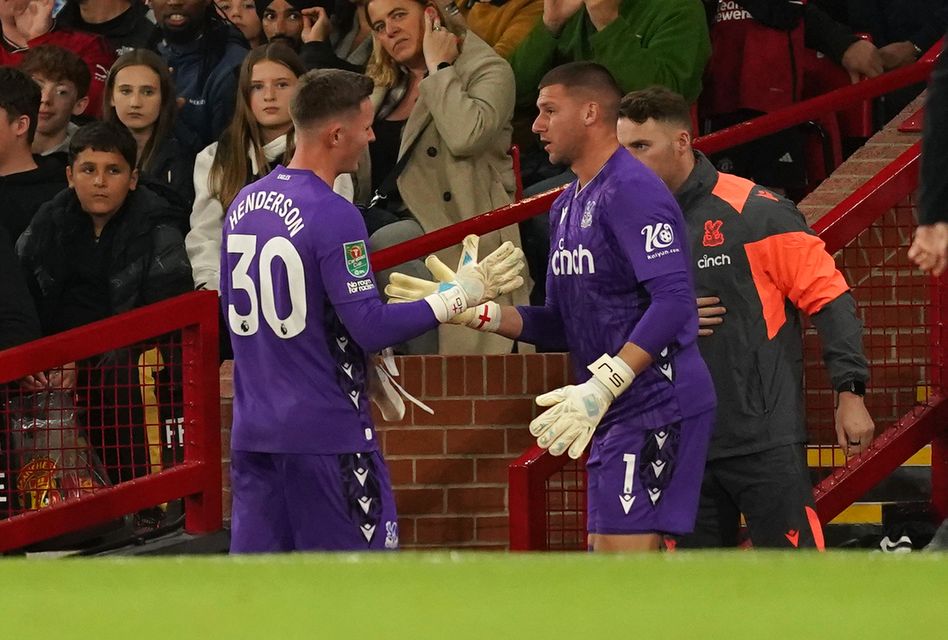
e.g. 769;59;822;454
255;0;323;49
152;0;248;152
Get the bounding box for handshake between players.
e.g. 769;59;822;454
387;234;625;461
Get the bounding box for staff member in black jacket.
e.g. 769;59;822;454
909;35;948;275
616;86;875;550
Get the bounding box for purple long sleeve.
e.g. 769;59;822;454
627;271;697;359
334;297;439;353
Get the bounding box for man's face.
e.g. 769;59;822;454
151;0;208;42
532;84;586;167
32;75;87;137
616;116;687;190
67;149;139;221
262;0;303;47
336;98;376;173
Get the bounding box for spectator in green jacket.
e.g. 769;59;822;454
510;0;711;110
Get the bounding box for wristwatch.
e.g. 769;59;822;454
836;380;866;396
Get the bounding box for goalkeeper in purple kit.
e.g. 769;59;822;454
387;63;717;552
221;69;525;553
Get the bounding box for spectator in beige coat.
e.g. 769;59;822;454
359;0;530;355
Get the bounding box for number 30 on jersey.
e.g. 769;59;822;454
227;234;307;339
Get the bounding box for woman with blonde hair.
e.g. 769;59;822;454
360;0;528;355
187;42;354;295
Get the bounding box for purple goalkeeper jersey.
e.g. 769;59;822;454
544;149;715;428
221;166;382;454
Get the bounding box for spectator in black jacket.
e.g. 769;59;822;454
0;67;68;247
909;34;948;275
56;0;162;57
104;48;195;217
153;0;249;152
17;121;192;336
16;121;192;485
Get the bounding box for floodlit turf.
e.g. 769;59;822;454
2;552;945;638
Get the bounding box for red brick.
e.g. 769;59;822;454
425;356;444;398
446;427;506;454
505;355;525;394
855;142;909;160
507;426;537;454
475;456;516;483
474;398;536;425
464;356;485;395
397;517;416;545
415;458;474;484
846;158;897;177
394;488;444;515
485;355;505;395
544;353;570;390
398;356;425;397
524;353;547;394
446;356;465;396
475;515;510;543
413;399;473;425
386;458;414;485
414;516;475;544
893;330;932;361
385;429;445;455
448;487;506;513
219;361;234;398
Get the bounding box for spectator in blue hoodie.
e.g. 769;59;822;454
152;0;249;152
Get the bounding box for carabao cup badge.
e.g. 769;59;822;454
344;240;369;277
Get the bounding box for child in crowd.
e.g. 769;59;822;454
104;49;195;215
217;0;265;47
19;45;90;157
187;42;352;294
16;121;192;485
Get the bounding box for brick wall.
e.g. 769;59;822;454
220;353;571;549
798;95;929;447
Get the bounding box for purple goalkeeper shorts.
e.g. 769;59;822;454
586;408;714;536
229;450;399;553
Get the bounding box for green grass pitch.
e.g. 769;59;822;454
3;552;945;638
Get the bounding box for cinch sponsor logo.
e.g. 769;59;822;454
551;238;595;276
697;254;732;269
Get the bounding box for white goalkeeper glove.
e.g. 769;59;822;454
385;235;522;327
529;354;635;459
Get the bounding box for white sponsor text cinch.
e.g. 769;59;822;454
698;254;732;269
551;238;596;275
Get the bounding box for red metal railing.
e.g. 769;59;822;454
0;291;221;552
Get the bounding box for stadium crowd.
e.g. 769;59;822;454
0;0;944;549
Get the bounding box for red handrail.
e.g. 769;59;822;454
370;41;941;273
0;291;222;550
